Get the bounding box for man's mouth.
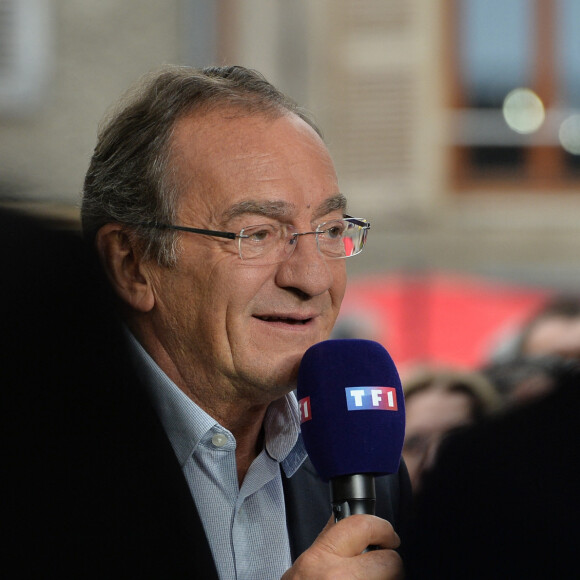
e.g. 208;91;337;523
255;315;311;325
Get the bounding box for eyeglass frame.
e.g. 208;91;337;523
138;215;370;262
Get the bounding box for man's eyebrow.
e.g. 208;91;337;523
314;194;348;219
223;200;292;221
223;194;347;222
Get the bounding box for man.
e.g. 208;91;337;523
78;65;409;578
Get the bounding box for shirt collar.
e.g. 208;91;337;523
125;330;306;476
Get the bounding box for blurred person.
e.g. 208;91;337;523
400;361;580;579
68;65;407;578
331;312;382;341
483;296;580;405
0;206;147;574
402;367;501;492
481;355;566;406
515;295;580;360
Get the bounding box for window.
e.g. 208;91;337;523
446;0;580;190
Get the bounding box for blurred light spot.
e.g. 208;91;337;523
502;88;545;134
558;114;580;155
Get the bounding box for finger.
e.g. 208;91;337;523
315;514;400;558
318;514;336;535
356;548;404;580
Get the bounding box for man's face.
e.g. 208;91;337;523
145;110;347;405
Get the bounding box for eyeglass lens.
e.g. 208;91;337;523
237;219;368;263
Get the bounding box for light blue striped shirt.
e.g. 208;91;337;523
126;332;307;579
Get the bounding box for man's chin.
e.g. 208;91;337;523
239;337;330;399
239;353;301;400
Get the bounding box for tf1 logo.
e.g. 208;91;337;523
299;396;312;424
298;386;398;423
345;386;398;411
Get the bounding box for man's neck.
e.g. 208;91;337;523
211;401;268;486
126;320;276;484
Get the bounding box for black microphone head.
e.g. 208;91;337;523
297;339;405;482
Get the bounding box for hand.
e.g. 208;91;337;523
281;514;403;580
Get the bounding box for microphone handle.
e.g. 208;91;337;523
330;473;376;521
331;473;378;552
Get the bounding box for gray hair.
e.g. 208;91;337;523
81;65;321;266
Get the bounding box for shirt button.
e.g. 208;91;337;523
211;433;228;448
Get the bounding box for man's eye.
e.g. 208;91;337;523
246;227;275;243
325;225;345;239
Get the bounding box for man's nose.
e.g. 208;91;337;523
275;232;333;297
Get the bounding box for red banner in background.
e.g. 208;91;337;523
335;272;551;371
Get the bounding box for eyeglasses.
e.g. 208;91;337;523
142;216;370;265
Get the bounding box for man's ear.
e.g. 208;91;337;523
95;224;155;313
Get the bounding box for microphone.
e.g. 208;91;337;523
296;339;405;523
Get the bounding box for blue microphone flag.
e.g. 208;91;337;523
297;339;405;482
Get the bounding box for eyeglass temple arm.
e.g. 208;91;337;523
344;215;371;229
139;223;238;240
138;219;368;237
